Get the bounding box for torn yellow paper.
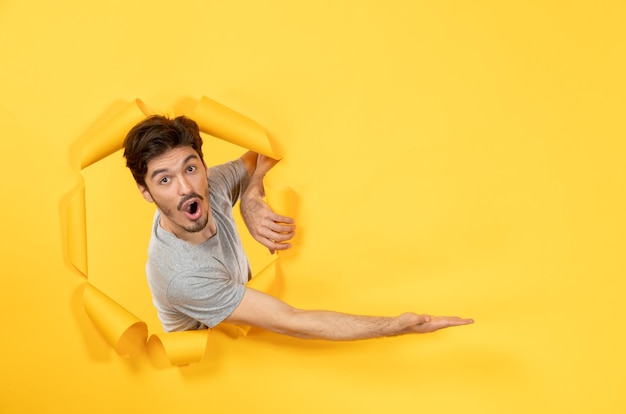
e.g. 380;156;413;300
81;99;150;169
266;185;293;218
82;283;148;356
193;96;280;159
64;178;88;276
146;330;210;368
248;259;278;294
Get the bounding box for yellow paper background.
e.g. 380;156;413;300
1;1;625;413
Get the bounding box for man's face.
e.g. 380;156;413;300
138;146;211;242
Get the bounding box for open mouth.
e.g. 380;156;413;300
188;201;198;215
182;200;202;220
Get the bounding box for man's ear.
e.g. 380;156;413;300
137;183;154;203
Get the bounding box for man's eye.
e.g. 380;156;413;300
187;166;196;173
160;177;170;184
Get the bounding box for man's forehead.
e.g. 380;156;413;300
147;146;199;170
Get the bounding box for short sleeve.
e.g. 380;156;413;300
208;159;249;207
166;270;246;329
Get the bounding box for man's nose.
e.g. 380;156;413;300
178;175;192;194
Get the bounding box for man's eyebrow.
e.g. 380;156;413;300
182;154;199;165
150;154;199;180
150;167;168;180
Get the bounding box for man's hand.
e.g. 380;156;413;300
394;313;474;335
241;153;296;253
241;196;295;253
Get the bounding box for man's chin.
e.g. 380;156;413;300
183;215;209;233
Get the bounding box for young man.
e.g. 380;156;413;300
123;115;473;339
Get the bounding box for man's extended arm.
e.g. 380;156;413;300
234;153;472;339
225;287;473;340
239;152;295;253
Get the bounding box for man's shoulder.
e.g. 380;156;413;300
208;159;247;189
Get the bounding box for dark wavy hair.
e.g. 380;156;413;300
123;115;205;187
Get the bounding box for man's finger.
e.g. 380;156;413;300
268;221;296;233
268;212;295;225
261;237;292;252
271;231;295;242
270;241;292;251
433;316;474;325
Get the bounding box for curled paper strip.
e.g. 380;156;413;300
82;283;148;357
248;258;279;294
65;178;88;276
147;330;210;368
193;96;281;159
81;99;150;169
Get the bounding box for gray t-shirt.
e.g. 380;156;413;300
146;159;250;332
